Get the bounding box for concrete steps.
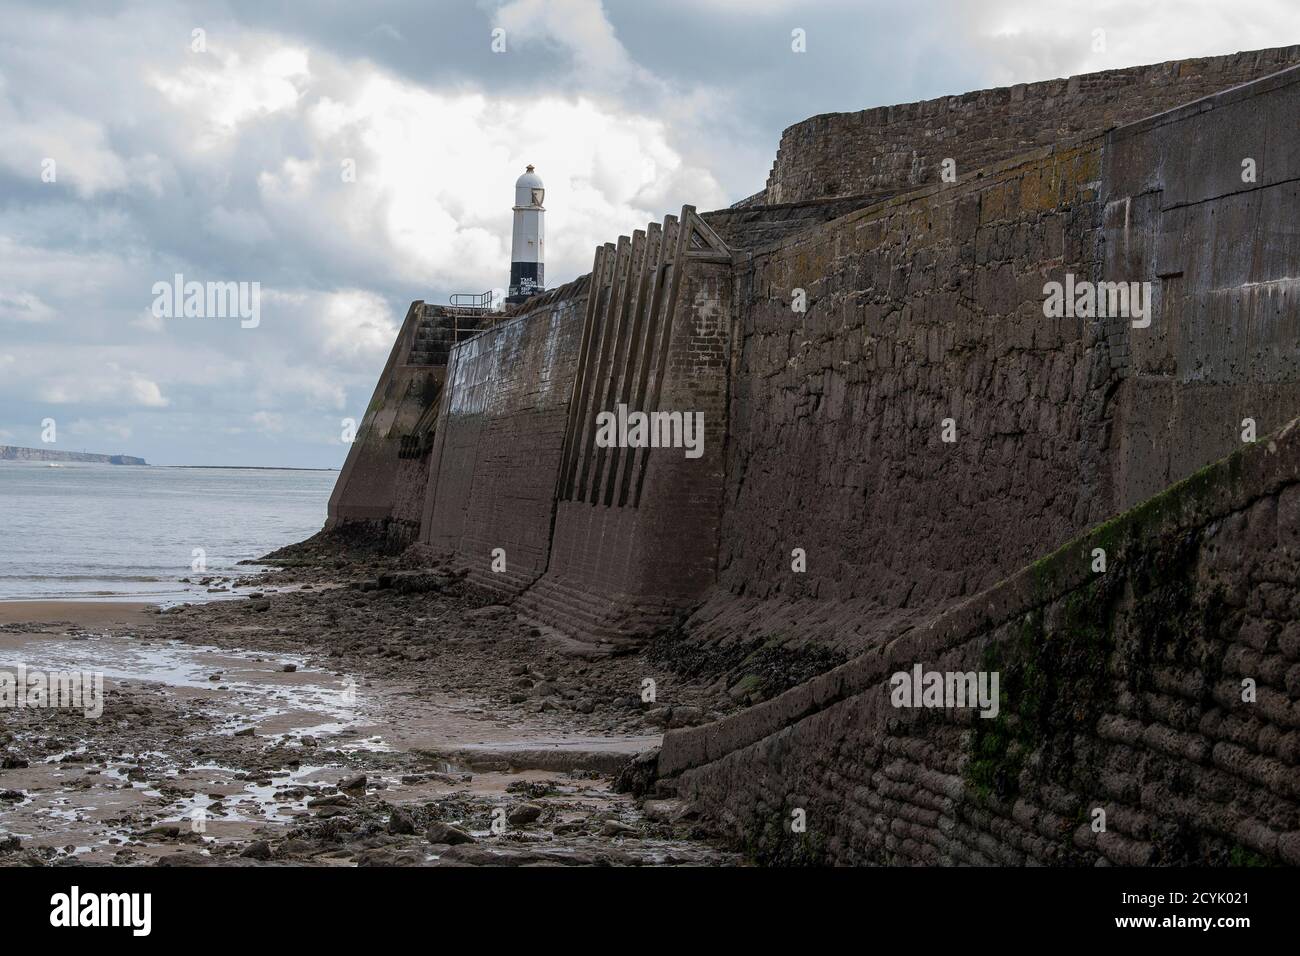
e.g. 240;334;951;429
407;308;494;366
463;564;536;598
514;574;679;648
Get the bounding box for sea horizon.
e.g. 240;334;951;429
0;460;333;602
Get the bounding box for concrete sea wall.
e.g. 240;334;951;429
420;278;591;594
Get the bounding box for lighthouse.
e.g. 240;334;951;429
507;164;545;305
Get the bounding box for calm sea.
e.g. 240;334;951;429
0;462;335;602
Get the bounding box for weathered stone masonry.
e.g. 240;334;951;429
762;45;1300;204
662;422;1300;865
693;55;1300;656
326;50;1300;862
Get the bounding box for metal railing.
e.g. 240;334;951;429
446;291;503;345
449;291;493;309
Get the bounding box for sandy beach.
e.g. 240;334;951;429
0;545;741;866
0;601;155;627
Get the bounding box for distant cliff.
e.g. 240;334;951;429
0;445;147;466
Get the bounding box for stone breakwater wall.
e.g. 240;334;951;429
691;58;1300;654
327;301;447;546
1103;65;1300;511
511;211;734;644
407;209;735;645
764;45;1300;204
420;278;592;595
320;50;1300;865
327;55;1300;666
660;419;1300;865
710;140;1111;651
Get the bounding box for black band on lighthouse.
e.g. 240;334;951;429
508;261;544;303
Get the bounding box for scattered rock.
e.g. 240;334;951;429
240;840;272;860
426;822;475;846
338;774;367;794
600;820;637;837
388;807;417;835
642;799;692;824
308;794;350;808
668;705;704;728
507;802;543;826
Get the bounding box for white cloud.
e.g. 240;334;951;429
150;45;311;145
205;205;275;244
250;362;349;411
35;366;170;408
68;418;133;442
251;410;285;433
262;75;726;293
958;0;1300;86
0;290;56;323
0;99;131;197
495;0;645;89
0;236;127;314
317;289;400;364
131;309;165;332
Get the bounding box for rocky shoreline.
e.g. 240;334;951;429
0;538;745;867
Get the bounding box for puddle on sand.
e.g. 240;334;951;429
0;628;717;866
0;634;369;740
0;631;387;859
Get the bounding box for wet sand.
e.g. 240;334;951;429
0;568;739;867
0;601;154;627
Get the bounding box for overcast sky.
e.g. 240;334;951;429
1;0;1296;467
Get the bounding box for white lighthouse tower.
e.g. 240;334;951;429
507;164;545;305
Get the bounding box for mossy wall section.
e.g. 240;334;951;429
666;422;1300;865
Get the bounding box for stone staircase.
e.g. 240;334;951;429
406;306;494;366
513;575;683;650
462;563;540;600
